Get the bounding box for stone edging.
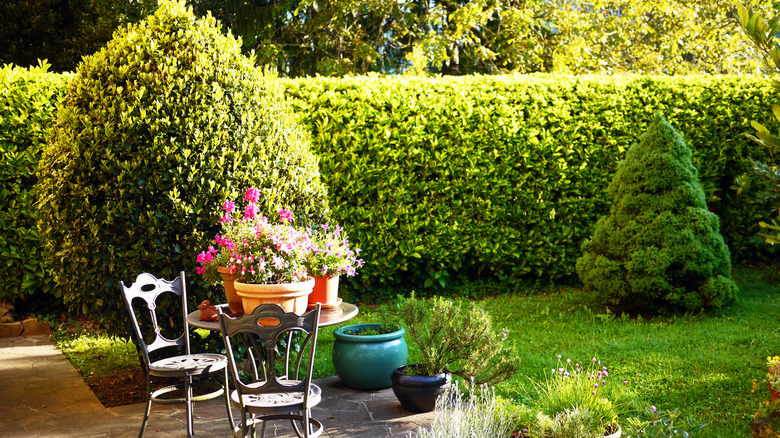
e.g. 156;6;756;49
0;318;51;337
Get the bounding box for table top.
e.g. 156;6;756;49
187;302;358;331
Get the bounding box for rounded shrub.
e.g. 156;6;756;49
36;0;328;332
576;114;737;313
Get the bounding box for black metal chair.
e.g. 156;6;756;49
120;272;234;438
217;303;323;438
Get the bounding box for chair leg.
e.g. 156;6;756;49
303;409;311;438
185;376;194;438
223;367;235;430
138;380;154;438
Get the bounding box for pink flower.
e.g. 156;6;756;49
651;406;657;413
244;203;259;220
222;200;236;213
278;209;293;223
219;214;233;223
244;187;260;204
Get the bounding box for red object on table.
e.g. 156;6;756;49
197;300;218;321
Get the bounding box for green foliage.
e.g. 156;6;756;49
398;293;518;385
36;0;329;334
543;0;766;75
732;1;780;246
523;357;625;437
576;114;738;313
0;0;157;72
186;0;767;76
0;62;70;303
624;407;708;438
284;74;777;296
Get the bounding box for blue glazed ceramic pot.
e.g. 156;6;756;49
332;323;407;390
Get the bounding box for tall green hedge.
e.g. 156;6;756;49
283;74;778;296
0;63;70;303
2;71;777;306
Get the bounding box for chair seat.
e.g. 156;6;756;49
149;353;228;377
233;381;322;410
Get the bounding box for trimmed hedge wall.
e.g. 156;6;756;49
283;74;778;296
1;71;778;305
0;63;70;303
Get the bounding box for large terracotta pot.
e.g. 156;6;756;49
309;275;340;308
233;277;315;315
218;266;244;313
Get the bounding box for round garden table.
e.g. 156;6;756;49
187;302;358;330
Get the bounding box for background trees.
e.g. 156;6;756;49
1;0;770;76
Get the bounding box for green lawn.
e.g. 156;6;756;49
313;267;779;437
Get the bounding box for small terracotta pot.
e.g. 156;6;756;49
309;275;340;307
218;266;244;313
234;277;315;316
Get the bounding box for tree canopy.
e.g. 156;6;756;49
0;1;772;75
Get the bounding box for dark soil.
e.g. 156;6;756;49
83;366;222;408
85;366;149;407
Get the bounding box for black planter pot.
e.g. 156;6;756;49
390;364;452;413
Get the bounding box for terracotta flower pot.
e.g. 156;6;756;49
234;277;315;316
218;266;244;313
309;275;340;308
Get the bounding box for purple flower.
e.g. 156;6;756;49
651;406;657;413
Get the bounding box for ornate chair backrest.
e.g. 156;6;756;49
218;303;321;399
120;272;190;371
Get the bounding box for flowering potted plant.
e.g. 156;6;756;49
304;223;364;308
196;187;315;315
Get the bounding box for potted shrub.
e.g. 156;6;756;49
332;323;407;390
304;223;364;309
392;294;518;413
196;187;315;315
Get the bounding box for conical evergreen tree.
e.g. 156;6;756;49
576;114;737;312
